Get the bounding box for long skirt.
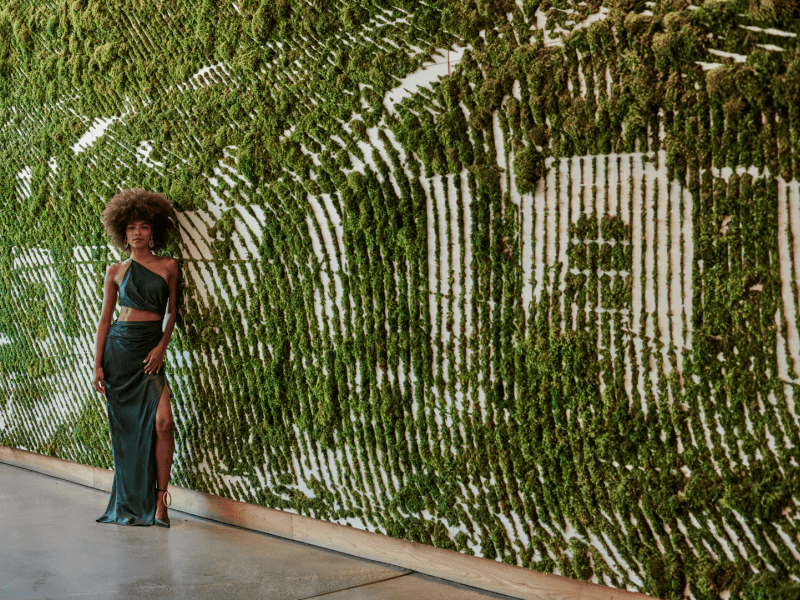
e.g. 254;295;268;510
96;320;166;526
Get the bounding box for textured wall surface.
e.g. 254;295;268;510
1;0;799;598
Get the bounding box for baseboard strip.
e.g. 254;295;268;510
0;445;653;600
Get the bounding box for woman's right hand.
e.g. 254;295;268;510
93;367;105;394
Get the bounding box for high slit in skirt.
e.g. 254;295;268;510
96;320;166;526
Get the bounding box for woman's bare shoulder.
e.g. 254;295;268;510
106;260;130;280
158;256;179;274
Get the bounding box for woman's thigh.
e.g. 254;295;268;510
155;383;174;435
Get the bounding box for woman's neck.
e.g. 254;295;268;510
130;248;153;262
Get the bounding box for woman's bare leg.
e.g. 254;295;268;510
154;384;174;520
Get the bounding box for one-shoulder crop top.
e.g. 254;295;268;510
119;259;169;316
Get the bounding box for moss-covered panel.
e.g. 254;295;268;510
1;0;799;597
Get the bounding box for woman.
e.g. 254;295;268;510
93;188;180;528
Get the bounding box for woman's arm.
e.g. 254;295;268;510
143;258;180;375
93;264;119;394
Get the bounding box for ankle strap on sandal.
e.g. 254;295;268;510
156;487;172;508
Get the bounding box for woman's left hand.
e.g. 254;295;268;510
143;346;166;374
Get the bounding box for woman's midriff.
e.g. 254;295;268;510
119;306;163;322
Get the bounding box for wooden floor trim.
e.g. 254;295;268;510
0;445;653;600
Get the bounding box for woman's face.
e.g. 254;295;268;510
126;220;152;249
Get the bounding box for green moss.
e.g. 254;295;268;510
0;0;798;597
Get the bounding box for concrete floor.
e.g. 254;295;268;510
0;463;514;600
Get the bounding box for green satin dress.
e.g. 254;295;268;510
97;259;169;527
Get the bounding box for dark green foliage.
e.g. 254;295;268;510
0;0;799;598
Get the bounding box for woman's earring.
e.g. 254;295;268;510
124;240;129;249
148;238;154;249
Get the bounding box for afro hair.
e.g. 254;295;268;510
101;188;176;253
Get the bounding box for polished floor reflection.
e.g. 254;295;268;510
0;463;512;600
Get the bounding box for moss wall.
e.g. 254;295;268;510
1;0;800;597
